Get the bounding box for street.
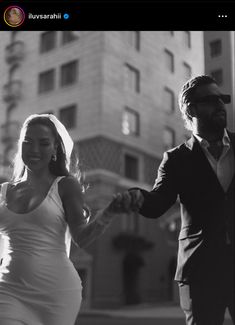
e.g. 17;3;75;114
76;314;233;325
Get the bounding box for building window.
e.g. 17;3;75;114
183;31;191;48
124;154;139;181
40;32;57;53
211;69;223;85
38;69;55;93
183;62;192;80
125;31;140;51
163;87;175;113
122;107;140;136
61;31;79;45
164;49;174;73
163;127;175;150
59;104;77;129
210;39;222;57
60;60;78;87
124;64;140;93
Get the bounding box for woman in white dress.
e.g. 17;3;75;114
0;114;124;325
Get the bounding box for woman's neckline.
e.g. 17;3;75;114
4;177;58;215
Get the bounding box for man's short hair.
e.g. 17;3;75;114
178;75;217;131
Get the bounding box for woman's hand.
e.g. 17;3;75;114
95;189;144;227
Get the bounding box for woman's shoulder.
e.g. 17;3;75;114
58;175;83;199
58;175;81;187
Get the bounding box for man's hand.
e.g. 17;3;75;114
95;189;145;227
107;189;144;214
127;189;144;212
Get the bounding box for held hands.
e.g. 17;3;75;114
108;189;144;215
95;189;144;228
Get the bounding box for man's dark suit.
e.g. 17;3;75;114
136;131;234;323
139;131;234;282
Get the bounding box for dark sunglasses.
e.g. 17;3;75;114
193;94;231;105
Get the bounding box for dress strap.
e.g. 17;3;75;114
0;182;9;201
48;176;71;257
48;176;66;213
49;176;66;193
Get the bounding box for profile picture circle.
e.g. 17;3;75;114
4;6;25;27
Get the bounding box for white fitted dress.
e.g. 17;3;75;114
0;177;82;325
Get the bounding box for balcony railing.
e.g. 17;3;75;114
5;40;25;65
1;121;20;144
2;80;22;103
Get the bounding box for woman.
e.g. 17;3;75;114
0;114;125;325
6;8;23;26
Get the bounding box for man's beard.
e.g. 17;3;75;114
211;111;227;131
202;112;227;133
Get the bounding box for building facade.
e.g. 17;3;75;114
0;31;204;309
204;31;235;132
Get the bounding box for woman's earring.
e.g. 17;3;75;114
52;154;57;162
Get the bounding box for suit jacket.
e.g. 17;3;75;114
138;131;235;282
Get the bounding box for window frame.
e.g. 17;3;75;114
60;60;79;87
183;62;192;80
123;153;139;181
61;31;79;45
164;49;174;73
59;104;77;129
122;106;140;136
183;31;191;48
210;39;222;58
40;31;57;54
126;31;141;51
163;127;175;150
163;87;175;114
38;68;55;94
124;63;140;93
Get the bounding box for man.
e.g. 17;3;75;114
126;75;234;324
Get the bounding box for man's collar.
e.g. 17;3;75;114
223;129;230;145
193;129;230;148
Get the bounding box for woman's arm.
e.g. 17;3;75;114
59;176;123;248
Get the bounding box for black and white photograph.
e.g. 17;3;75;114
0;26;234;325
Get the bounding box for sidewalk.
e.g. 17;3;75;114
81;302;184;319
81;302;232;320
